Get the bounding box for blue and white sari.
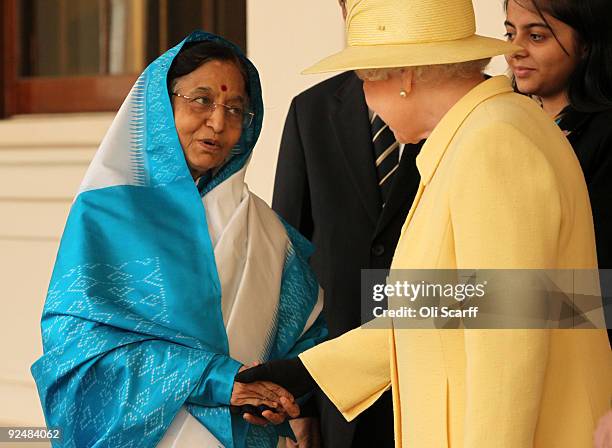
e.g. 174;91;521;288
31;31;326;448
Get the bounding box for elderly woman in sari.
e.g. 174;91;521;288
31;31;326;448
238;0;612;447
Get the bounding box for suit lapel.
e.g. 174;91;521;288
330;73;381;225
375;140;423;235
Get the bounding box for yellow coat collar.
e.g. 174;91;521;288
416;75;514;185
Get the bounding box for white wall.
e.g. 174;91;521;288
245;0;345;203
0;113;111;428
475;0;510;75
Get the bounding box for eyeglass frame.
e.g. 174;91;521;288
171;92;255;128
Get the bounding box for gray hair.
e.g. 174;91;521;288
356;59;491;82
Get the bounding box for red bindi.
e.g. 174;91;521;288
221;85;227;92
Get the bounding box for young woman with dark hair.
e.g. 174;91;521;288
505;0;612;345
504;0;612;114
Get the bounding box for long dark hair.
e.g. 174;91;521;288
504;0;612;113
167;40;250;100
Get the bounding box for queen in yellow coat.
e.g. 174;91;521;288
239;0;612;446
293;0;612;446
300;71;612;446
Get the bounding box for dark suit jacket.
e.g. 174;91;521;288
559;107;612;345
272;72;421;448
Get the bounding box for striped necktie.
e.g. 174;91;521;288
371;113;400;205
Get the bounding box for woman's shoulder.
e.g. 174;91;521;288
247;191;314;259
556;107;612;177
466;94;565;153
563;108;612;138
565;108;612;156
585;108;612;134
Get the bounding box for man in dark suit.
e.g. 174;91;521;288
272;4;422;448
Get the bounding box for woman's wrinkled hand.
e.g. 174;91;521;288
243;395;300;426
230;379;286;408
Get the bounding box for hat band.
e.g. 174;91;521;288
348;30;480;47
346;0;477;47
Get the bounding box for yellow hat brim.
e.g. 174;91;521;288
302;35;520;74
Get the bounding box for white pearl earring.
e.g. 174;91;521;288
399;89;407;98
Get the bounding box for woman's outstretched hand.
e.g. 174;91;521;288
235;358;316;398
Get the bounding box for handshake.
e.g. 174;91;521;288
230;358;315;426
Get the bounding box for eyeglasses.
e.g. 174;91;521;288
172;92;255;128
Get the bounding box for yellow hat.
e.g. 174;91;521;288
303;0;520;74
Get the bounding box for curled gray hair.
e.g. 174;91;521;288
356;59;491;82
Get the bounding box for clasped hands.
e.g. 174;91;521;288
231;358;315;426
231;365;299;426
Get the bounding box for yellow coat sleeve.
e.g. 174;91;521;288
449;122;562;447
299;326;391;421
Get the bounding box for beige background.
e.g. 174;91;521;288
0;0;507;434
